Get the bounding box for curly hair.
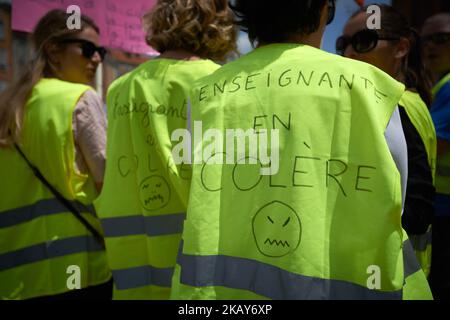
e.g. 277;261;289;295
232;0;328;46
143;0;237;61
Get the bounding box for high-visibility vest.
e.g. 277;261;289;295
399;90;436;277
432;73;450;195
170;43;432;300
96;58;220;300
0;78;111;300
399;90;437;180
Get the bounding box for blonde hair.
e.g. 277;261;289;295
0;10;99;147
143;0;237;61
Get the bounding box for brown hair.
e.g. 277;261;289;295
143;0;237;61
354;4;433;106
0;9;99;147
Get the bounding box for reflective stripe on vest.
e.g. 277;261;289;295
0;198;96;229
410;230;432;253
0;236;103;271
0;79;110;299
113;265;174;290
97;59;220;299
101;212;186;237
175;240;420;300
102;213;185;290
170;44;432;299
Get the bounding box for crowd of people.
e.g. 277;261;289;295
0;0;449;300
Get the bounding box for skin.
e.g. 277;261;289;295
46;26;102;85
421;14;450;78
158;49;200;61
422;15;450;155
46;26;103;191
342;11;410;82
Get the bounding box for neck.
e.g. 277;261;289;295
158;49;201;61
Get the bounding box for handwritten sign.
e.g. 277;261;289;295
11;0;158;55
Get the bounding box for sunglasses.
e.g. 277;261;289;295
60;38;107;61
336;29;400;56
421;32;450;45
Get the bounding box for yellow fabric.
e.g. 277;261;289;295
96;59;220;299
0;78;111;300
170;44;431;300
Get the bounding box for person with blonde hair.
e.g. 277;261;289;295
95;0;236;300
0;10;111;299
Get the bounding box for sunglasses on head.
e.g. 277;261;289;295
336;29;400;56
60;38;107;61
421;32;450;45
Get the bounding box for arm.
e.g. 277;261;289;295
73;90;107;193
398;107;434;235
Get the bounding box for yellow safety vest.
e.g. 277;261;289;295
399;90;436;277
0;78;111;300
96;58;220;299
432;73;450;195
170;44;432;300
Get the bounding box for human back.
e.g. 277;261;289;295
171;0;432;300
173;43;412;299
96;0;237;300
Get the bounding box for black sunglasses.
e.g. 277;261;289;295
327;0;336;25
60;38;107;61
336;29;400;56
421;32;450;45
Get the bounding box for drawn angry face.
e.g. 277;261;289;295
139;175;171;211
252;201;302;257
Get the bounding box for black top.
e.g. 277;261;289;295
399;106;435;235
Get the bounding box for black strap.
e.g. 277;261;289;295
14;143;105;249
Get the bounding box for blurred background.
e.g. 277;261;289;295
0;0;449;98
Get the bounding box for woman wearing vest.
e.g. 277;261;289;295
338;5;437;282
0;10;112;299
95;0;236;299
422;13;450;300
170;0;432;299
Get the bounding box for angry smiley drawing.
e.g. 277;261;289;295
252;201;302;257
139;175;171;211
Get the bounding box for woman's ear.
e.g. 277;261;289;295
44;43;61;66
394;37;411;60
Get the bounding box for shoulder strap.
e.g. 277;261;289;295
14;143;105;249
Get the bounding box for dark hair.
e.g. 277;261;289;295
355;4;433;106
0;9;100;147
231;0;328;46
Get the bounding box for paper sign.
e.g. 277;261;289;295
12;0;158;55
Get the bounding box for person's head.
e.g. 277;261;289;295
143;0;237;61
231;0;336;47
421;13;450;76
34;9;104;84
338;4;432;105
0;9;103;147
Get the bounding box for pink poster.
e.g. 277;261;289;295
12;0;158;55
